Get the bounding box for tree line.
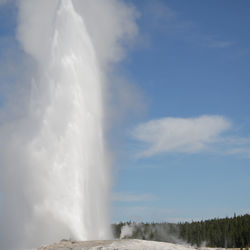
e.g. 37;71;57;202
179;214;250;248
112;214;250;248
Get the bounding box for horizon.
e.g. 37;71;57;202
112;212;250;224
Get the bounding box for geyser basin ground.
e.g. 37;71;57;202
38;239;224;250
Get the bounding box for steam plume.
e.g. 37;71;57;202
0;0;137;249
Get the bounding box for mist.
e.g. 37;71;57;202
117;222;188;246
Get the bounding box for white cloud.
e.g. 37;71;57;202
132;115;231;157
112;192;155;202
17;0;138;68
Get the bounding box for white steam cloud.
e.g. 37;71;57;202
17;0;138;68
120;223;135;239
0;0;138;249
132;115;231;157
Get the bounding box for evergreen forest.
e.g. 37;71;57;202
112;214;250;248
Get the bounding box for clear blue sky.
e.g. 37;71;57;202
0;0;250;224
111;0;250;223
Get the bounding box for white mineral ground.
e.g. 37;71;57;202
38;239;225;250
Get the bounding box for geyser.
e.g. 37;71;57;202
0;0;137;249
24;0;111;241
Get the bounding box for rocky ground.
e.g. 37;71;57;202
38;239;224;250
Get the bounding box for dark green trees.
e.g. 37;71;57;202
178;214;250;248
112;214;250;248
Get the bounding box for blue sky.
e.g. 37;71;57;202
0;0;249;224
111;0;250;223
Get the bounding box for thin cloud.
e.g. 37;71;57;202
219;136;250;157
222;135;250;146
132;115;231;157
195;35;233;48
226;147;250;158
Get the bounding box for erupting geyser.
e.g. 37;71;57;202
0;0;138;249
24;0;111;241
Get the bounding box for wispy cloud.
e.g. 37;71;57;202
131;115;250;158
112;192;156;202
193;35;233;48
132;115;231;157
220;135;250;157
221;135;250;146
226;147;250;158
